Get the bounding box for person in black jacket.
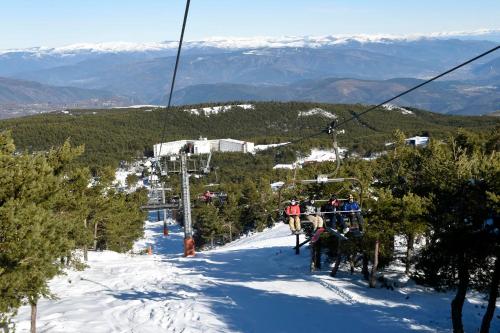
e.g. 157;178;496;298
321;195;349;234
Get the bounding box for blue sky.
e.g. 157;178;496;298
1;0;499;49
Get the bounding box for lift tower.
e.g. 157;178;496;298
180;153;195;256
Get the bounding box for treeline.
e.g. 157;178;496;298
187;127;499;332
192;178;277;248
0;102;497;168
0;132;147;332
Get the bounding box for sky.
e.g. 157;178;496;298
1;0;499;49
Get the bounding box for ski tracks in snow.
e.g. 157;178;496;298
14;221;495;332
311;276;357;304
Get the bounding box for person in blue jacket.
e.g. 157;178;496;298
343;194;364;232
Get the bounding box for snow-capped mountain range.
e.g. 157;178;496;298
0;29;499;118
1;29;499;55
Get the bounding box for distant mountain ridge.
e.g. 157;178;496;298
0;77;133;118
0;32;499;117
9;40;498;100
2;29;499;55
165;76;500;115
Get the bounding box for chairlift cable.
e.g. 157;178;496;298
333;45;500;130
156;0;191;163
286;45;500;146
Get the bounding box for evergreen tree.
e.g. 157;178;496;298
99;189;147;252
238;180;261;232
415;136;496;332
364;189;398;288
0;132;81;332
0;132;146;331
125;174;140;189
194;204;223;248
219;194;241;242
397;193;429;275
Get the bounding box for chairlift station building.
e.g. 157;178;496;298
153;138;255;157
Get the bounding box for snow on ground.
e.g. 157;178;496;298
270;181;285;190
254;142;290;152
298;108;337;119
272;147;350;169
112;105;165;109
114;169;129;188
382;104;414;115
184;104;254;116
114;169;143;190
272;148;347;169
299;148;347;163
273;164;295;170
14;220;499;332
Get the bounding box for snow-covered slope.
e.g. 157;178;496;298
184;104;254;116
13;220;499;332
298;108;337;119
382;104;415;115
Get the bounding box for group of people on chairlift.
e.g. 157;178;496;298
285;194;364;235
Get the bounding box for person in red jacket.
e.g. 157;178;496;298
202;190;214;204
285;197;301;234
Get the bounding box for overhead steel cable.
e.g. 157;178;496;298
287;44;500;146
156;0;191;159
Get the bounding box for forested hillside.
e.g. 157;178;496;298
0;102;497;167
166;77;500;115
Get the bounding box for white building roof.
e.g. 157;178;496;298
405;136;429;145
154;138;255;157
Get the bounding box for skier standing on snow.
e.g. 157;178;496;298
303;196;324;231
322;195;349;234
285;197;301;234
343;194;364;232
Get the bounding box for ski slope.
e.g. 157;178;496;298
14;220;498;332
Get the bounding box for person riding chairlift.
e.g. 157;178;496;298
285;197;301;235
343;194;364;232
303;196;324;231
202;190;214;203
321;194;349;234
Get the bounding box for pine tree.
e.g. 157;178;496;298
238;180;261;232
99;189;147;252
1;132;147;331
125;174;139;189
364;189;398;288
398;193;429;275
220;194;241;242
0;132;80;332
195;204;223;248
414;135;497;332
479;153;500;333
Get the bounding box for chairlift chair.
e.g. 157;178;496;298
277;175;364;238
